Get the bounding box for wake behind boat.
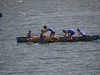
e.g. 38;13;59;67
16;35;100;43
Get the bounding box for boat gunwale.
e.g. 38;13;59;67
16;35;100;43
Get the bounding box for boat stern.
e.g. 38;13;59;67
16;37;28;43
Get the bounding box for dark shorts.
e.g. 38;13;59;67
70;32;75;36
28;37;32;39
51;31;55;34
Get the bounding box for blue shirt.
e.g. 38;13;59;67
48;27;55;33
80;30;86;35
68;29;75;34
27;33;33;39
40;35;45;41
48;27;55;34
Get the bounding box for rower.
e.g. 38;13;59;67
63;29;75;40
40;29;51;41
43;25;59;40
77;29;87;39
26;29;36;41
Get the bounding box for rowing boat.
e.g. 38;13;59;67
16;35;100;43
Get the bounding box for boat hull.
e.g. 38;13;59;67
16;35;100;43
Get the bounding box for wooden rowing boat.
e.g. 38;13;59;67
16;35;100;43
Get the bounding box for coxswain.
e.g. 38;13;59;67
26;29;36;41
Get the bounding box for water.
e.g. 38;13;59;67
0;0;100;75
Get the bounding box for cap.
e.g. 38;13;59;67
63;29;66;33
29;29;32;32
77;29;80;31
44;25;47;29
41;29;45;32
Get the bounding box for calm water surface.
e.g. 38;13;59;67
0;0;100;75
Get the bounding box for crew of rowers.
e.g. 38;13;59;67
26;25;87;41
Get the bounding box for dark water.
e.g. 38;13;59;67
0;0;100;75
